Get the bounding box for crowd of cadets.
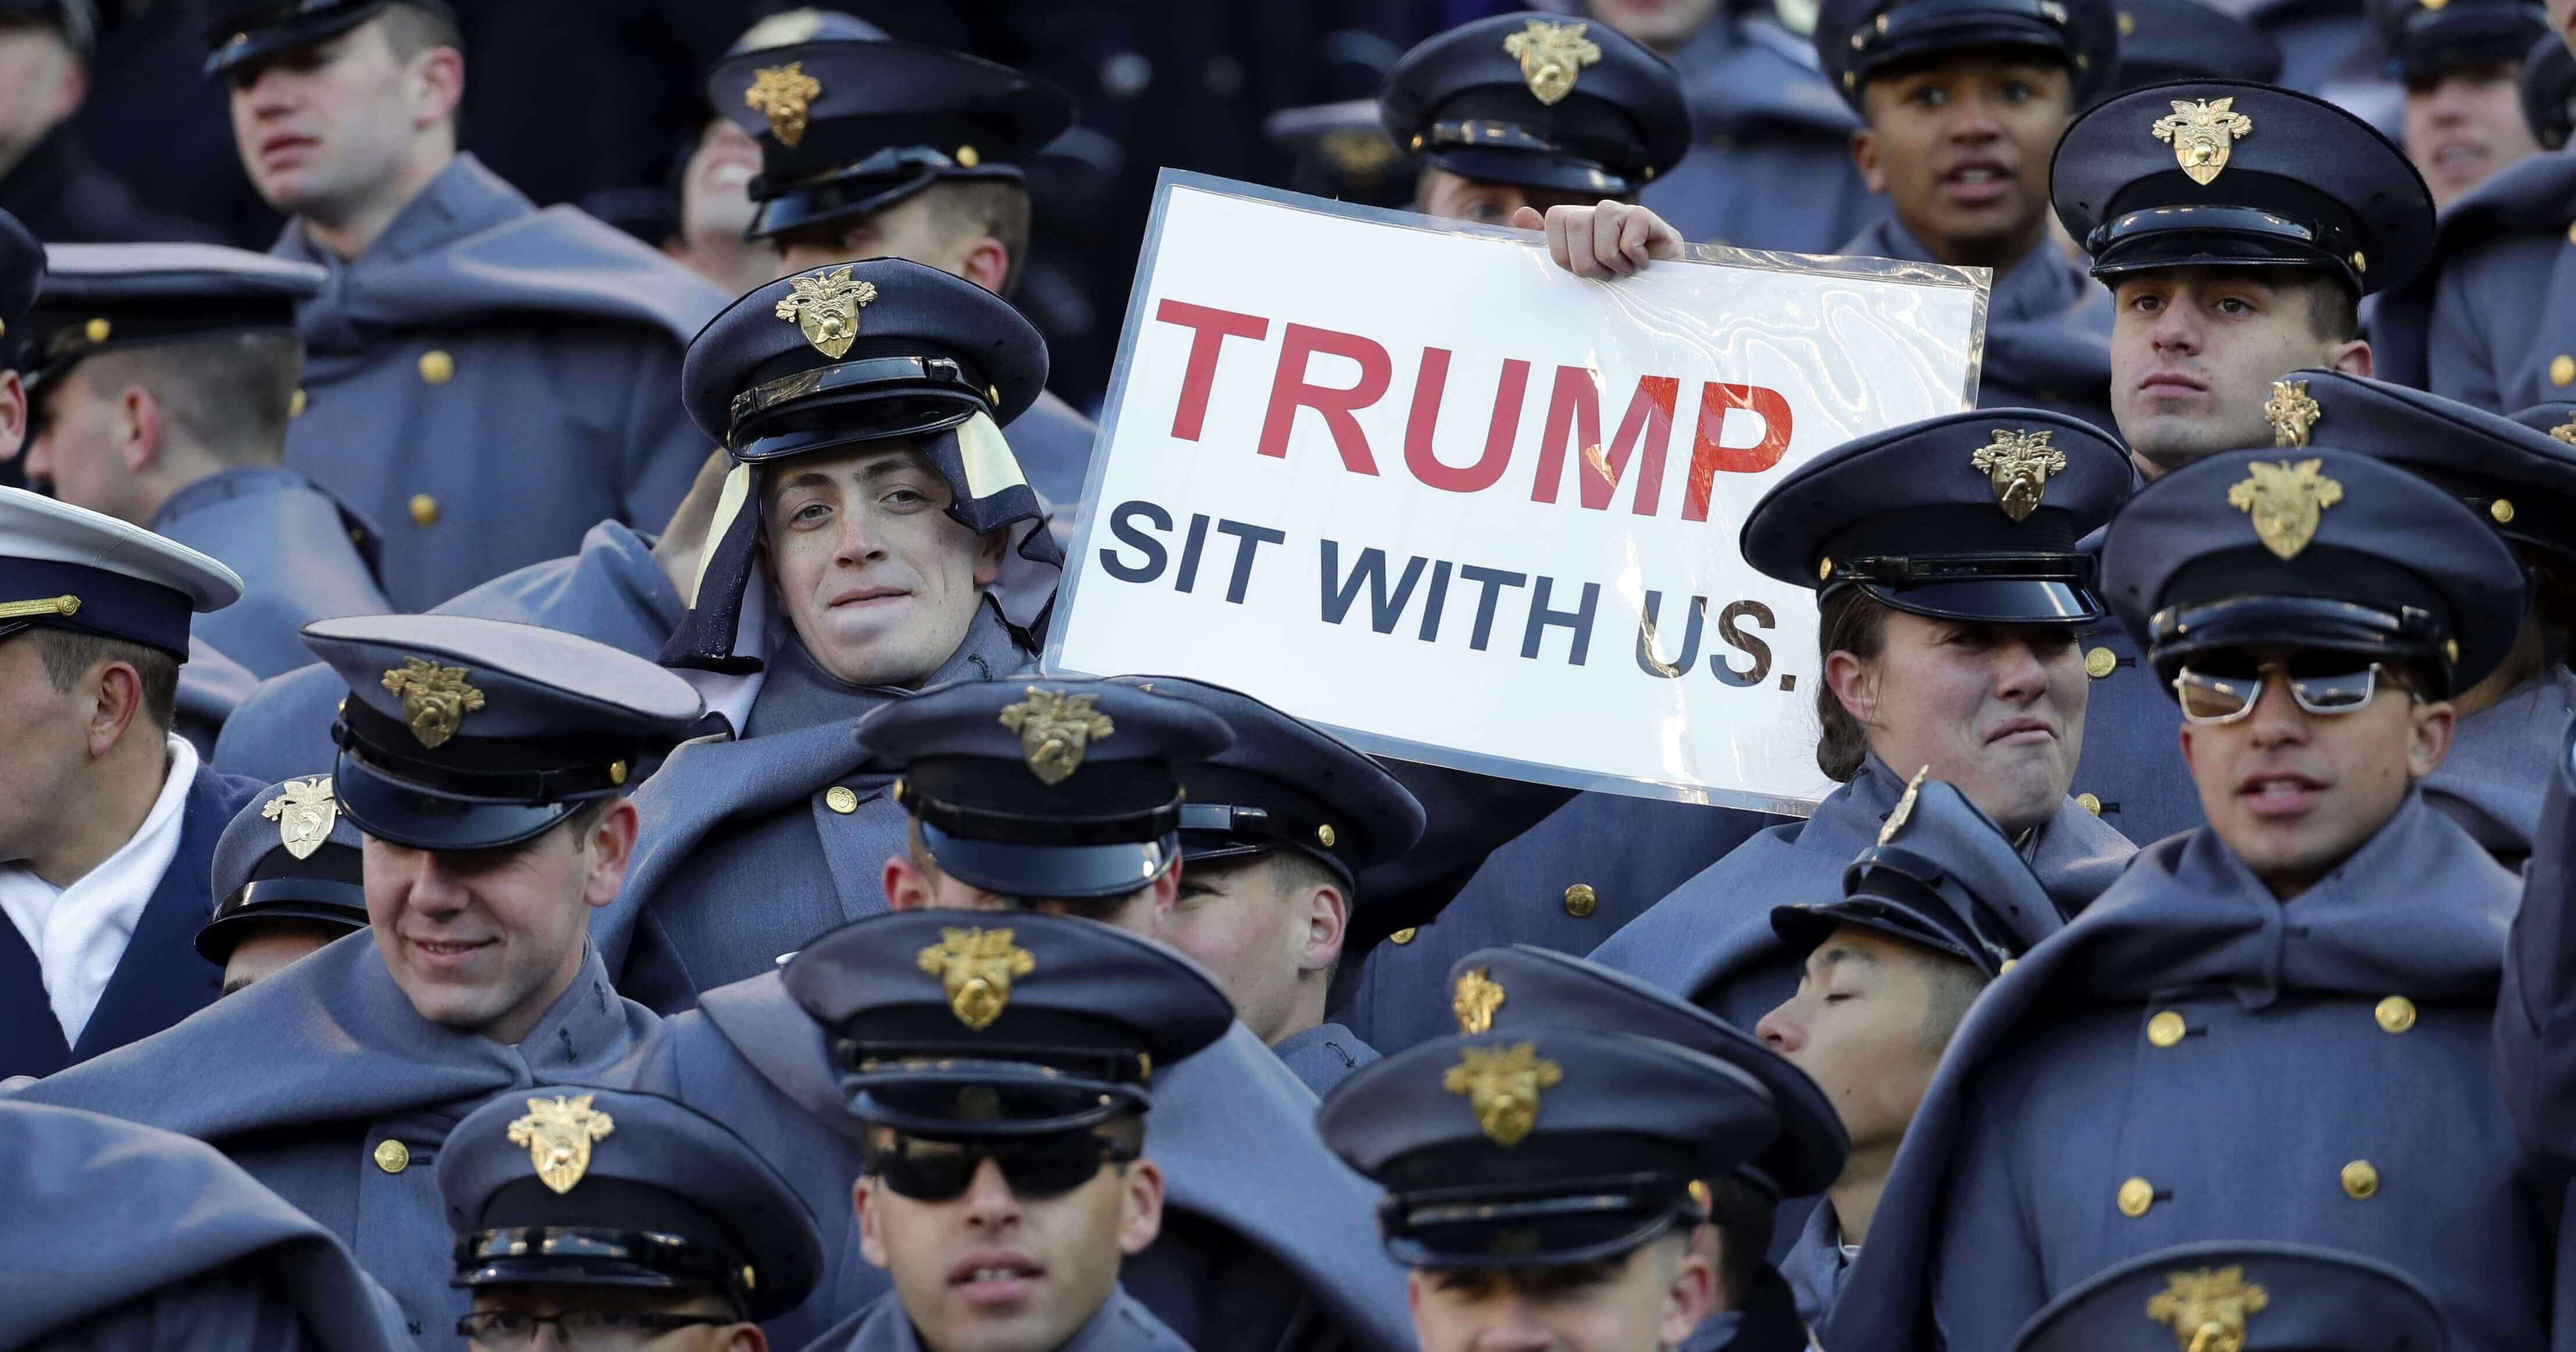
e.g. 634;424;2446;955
6;0;2576;1350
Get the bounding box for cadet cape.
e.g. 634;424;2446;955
0;1101;409;1352
0;763;263;1080
1641;15;1883;255
1272;1020;1378;1095
2428;667;2576;867
2376;148;2576;412
9;934;654;1341
177;637;261;760
2498;712;2576;1170
1840;217;2116;432
150;468;390;680
1826;794;2545;1352
814;1286;1194;1352
2063;522;2203;848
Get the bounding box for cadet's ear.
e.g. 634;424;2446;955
1115;1157;1165;1255
854;1176;892;1269
973;526;1008;589
0;371;24;460
578;800;640;910
2406;696;2455;780
1823;649;1885;730
958;235;1011;297
1658;1239;1718;1349
884;851;937;912
1298;875;1350;976
1851;123;1885;194
119;385;162;473
2331;339;2372;378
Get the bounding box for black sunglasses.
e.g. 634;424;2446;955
866;1132;1132;1202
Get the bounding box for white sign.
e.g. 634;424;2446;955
1048;172;1986;815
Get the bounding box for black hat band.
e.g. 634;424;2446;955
1826;551;2093;587
2148;594;2456;690
1380;1172;1702;1268
898;779;1186;848
2392;2;2550;80
750;147;1021;243
454;1227;750;1309
727;353;992;458
1178;802;1355;887
1842;851;2026;972
335;700;640;805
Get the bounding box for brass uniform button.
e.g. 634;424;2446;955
373;1139;410;1173
418;350;456;385
825;785;859;814
2342;1160;2379;1199
1317;823;1337;848
1817;557;1834;581
607;760;628;787
84;316;109;343
2076;792;2102;815
2146;1011;2186;1047
956;144;981;168
2553;354;2575;387
2084;646;2118;679
408;494;439;528
1564;883;1598;917
2492;499;2517;524
2566;221;2576;246
288;389;307;419
2375;995;2416;1034
1998;958;2017;973
2118;1177;2154;1217
1389;927;1418;945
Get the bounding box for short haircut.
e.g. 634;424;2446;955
774;180;1034;297
2276;268;2360;343
31;629;178;731
80;333;302;468
375;1;462;62
1916;949;1987;1054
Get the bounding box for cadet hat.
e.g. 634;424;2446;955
1098;675;1425;892
727;7;883;54
195;774;367;964
303;614;706;852
2009;1241;2447;1352
1771;770;2063;979
2102;0;2282;94
442;1087;823;1323
21;244;324;396
2101;447;2527;696
707;37;1074;243
663;256;1057;673
198;0;455;77
1380;15;1689;198
855;677;1232;901
1319;1030;1781;1269
2261;371;2576;563
0;487;239;657
783;910;1234;1135
2521;29;2575;149
1741;408;2133;626
1266;99;1419;210
2053;80;2435;297
2372;0;2546;82
0;0;95;55
1443;945;1846;1200
1815;0;2121;108
0;208;41;371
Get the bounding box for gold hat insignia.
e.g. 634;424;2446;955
745;62;824;147
1878;764;1933;846
380;658;486;750
774;265;876;360
1502;19;1603;105
1444;1041;1563;1147
2550;415;2576;447
2265;379;2323;447
2228;458;2344;560
1452;967;1506;1034
1969;428;2067;522
917;927;1037;1030
261;777;337;861
507;1094;615;1195
997;687;1115;786
2146;1266;2269;1352
2151;97;2253;186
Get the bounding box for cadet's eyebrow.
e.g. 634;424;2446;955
1815;945;1877;973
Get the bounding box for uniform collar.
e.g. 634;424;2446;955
148;467;304;534
279;152;531;269
745;598;1030;738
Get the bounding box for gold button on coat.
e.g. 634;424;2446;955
408;494;439;528
1389;927;1418;945
2554;355;2575;387
825;785;859;814
418;350;456;385
2492;499;2517;524
2118;1177;2154;1216
2146;1011;2186;1047
2076;793;2102;815
2084;646;2117;679
2566;221;2576;245
2375;996;2416;1034
2342;1160;2379;1199
373;1139;410;1173
288;389;307;419
1563;883;1598;917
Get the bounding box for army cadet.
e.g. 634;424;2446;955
0;204;35;483
2009;1243;2450;1352
1317;1022;1785;1352
197;774;367;996
592;257;1060;1014
1095;675;1425;1094
1827;448;2548;1350
0;1099;409;1351
1752;775;2064;1328
1444;944;1847;1350
2100;0;2284;92
2374;0;2547;210
783;910;1232;1352
706;33;1101;513
1264;101;1419;212
0;489;254;1080
440;1086;823;1352
201;0;726;610
2520;29;2574;148
0;0;214;248
12;613;700;1339
621;678;1415;1352
18;243;390;678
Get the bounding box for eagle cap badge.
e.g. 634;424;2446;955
2228;458;2344;560
1969;428;2068;522
996;687;1116;786
2550;415;2576;447
745;62;824;147
1444;1041;1563;1147
1502;19;1603;105
1452;967;1506;1034
380;658;485;750
261;777;337;860
2151;97;2253;186
917;927;1038;1030
2264;379;2323;447
2145;1266;2269;1352
774;265;877;360
507;1094;615;1195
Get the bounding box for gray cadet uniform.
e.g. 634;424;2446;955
10;613;703;1342
2008;1241;2450;1352
1642;10;1885;256
1826;449;2549;1351
2049;79;2441;847
593;257;1061;1013
20;244;391;679
621;679;1417;1352
0;1100;410;1352
2102;0;2286;88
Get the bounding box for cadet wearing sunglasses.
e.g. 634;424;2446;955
1826;447;2551;1350
782;909;1234;1352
